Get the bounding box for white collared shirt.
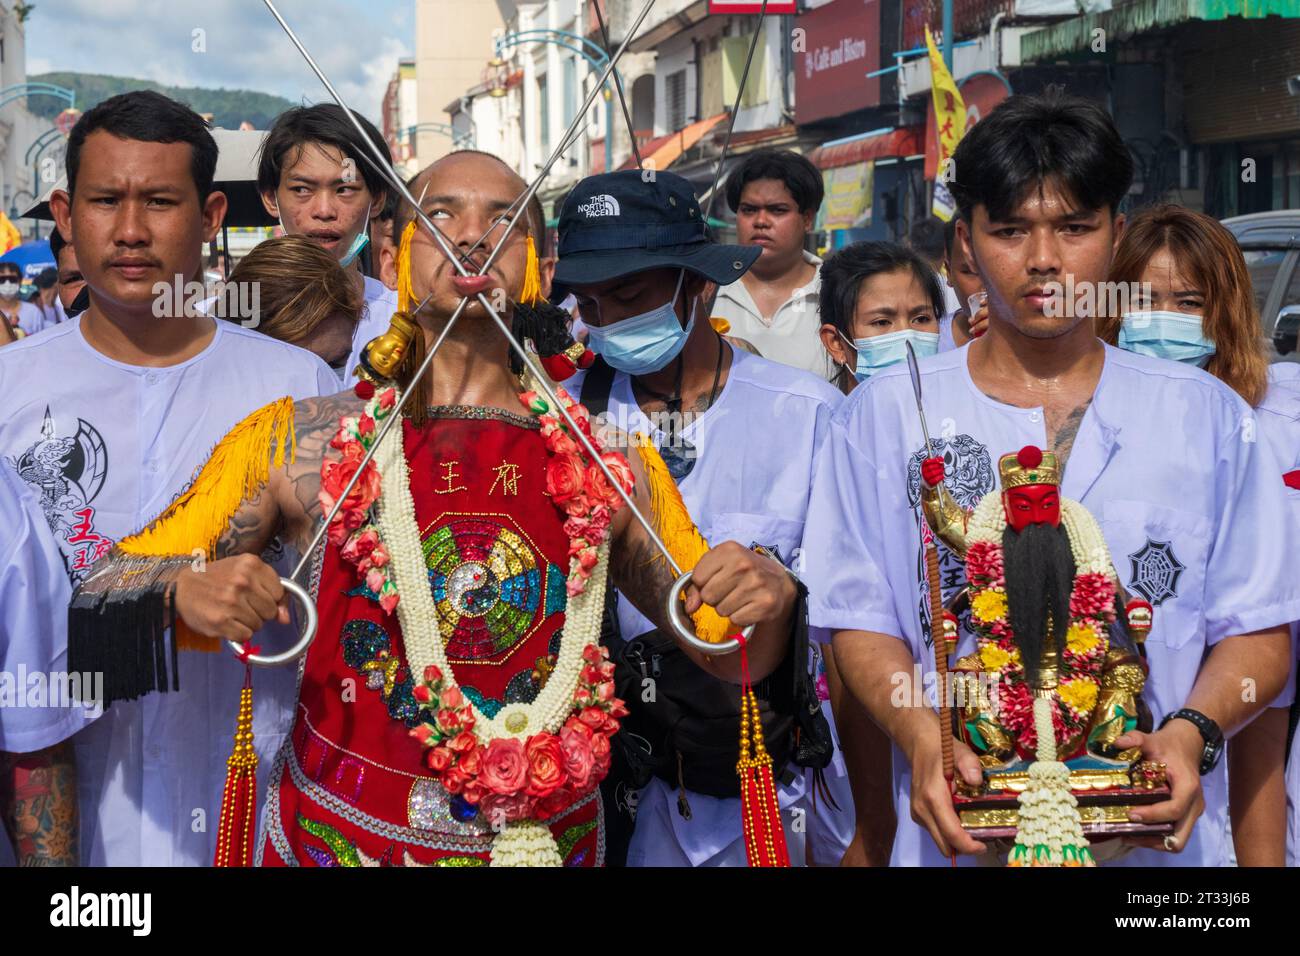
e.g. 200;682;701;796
801;343;1300;867
1258;362;1300;866
572;344;844;865
0;316;338;866
710;250;832;380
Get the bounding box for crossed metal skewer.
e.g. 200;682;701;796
250;0;766;664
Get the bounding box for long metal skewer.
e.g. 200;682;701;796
255;0;735;661
263;0;667;579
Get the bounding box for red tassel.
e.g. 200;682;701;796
213;667;258;867
736;636;791;867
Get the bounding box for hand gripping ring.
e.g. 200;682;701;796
665;571;750;656
226;577;319;667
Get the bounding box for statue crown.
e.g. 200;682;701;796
999;445;1061;489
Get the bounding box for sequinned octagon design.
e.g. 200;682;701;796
422;511;561;665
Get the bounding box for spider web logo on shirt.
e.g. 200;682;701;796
1127;538;1185;606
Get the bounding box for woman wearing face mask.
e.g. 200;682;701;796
0;265;45;338
1100;203;1299;866
817;241;945;394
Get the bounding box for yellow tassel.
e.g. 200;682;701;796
519;235;541;306
119;397;297;561
632;434;735;644
397;219;417;314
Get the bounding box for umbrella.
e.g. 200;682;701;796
22;129;274;228
0;240;55;279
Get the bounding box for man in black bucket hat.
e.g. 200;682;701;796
558;171;880;868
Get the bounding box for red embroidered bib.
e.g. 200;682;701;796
260;409;602;867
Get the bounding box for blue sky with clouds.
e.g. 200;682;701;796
25;0;415;120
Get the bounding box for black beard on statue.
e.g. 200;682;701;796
1001;521;1076;688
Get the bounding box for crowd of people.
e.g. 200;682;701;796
0;83;1295;869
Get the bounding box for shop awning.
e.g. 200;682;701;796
618;111;729;172
1021;0;1300;62
807;126;924;171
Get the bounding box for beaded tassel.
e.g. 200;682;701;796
213;668;258;867
736;638;790;868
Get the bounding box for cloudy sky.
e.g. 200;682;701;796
26;0;415;119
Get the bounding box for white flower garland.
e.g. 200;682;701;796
370;412;608;744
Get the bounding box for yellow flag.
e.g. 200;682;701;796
0;212;20;255
926;25;967;221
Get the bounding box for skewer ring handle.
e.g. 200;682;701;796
666;571;749;656
226;577;318;667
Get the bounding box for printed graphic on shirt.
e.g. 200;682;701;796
1126;538;1185;607
905;436;995;652
905;434;995;510
7;406;113;582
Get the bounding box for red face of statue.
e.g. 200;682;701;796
1002;483;1061;532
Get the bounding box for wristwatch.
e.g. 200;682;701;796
1159;708;1224;775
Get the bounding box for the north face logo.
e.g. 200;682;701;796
578;194;620;218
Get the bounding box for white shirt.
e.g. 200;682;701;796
1258;362;1300;866
572;344;844;865
5;300;47;337
343;275;399;382
0;463;87;753
710;250;832;381
0;316;338;866
937;310;960;352
801;344;1300;867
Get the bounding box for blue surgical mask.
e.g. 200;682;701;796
1118;311;1215;366
585;270;695;376
279;201;371;267
840;328;939;381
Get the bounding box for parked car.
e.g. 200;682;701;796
1222;210;1300;360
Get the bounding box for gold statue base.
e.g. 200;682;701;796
954;770;1173;840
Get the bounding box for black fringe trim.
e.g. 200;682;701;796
68;555;190;707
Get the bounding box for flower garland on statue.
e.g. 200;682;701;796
318;377;633;865
963;493;1117;758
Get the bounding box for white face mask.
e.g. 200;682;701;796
0;280;20;298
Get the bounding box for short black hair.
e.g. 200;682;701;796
949;86;1133;223
726;149;824;216
819;240;945;338
0;261;21;278
49;227;68;263
942;216;958;259
66;90;218;201
33;267;58;290
258;104;392;204
907;217;946;262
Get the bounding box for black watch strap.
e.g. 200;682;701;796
1159;708;1224;775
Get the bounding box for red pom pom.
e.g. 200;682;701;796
542;353;577;381
1017;445;1043;469
354;380;375;400
576;348;595;369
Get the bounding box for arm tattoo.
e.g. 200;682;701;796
279;393;365;554
211;392;363;559
1;741;78;866
1049;400;1092;471
608;531;680;636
